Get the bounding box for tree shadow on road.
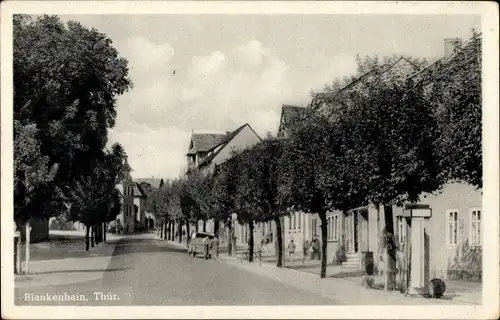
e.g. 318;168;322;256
28;267;129;275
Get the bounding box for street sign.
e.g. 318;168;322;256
402;208;432;218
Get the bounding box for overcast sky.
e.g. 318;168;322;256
60;14;480;180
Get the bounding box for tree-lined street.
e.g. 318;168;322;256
16;233;480;306
15;235;339;306
9;12;489;311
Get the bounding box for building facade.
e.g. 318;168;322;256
185;123;262;243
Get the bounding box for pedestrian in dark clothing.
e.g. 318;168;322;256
303;240;310;264
313;237;320;260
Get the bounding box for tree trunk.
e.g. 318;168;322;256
97;224;102;244
275;216;284;268
195;222;199;233
248;221;255;262
214;219;219;237
384;205;397;291
319;210;328;279
169;221;173;240
178;220;182;243
94;225;99;245
160;220;164;238
91;225;96;248
186;220;190;245
227;220;233;256
85;225;90;251
375;203;382;275
203;220;207;232
163;220;167;240
103;222;106;242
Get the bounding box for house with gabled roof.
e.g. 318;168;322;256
185;123;262;240
186;123;262;175
277;104;308;139
136;178;165;189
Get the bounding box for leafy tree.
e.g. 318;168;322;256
211;159;240;256
14;120;62;226
66;144;126;250
315;55;441;288
14;14;132;224
280;110;343;278
426;31;482;189
232;138;288;265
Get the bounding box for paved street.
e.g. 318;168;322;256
15;236;340;306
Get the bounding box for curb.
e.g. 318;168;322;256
14;239;120;289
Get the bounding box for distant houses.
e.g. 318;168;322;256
50;163;150;234
111;166;147;233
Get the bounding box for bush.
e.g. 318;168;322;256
447;240;482;282
333;244;347;265
49;219;59;230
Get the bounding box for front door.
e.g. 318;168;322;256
344;212;360;254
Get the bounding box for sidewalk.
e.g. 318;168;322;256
14;231;131;288
214;251;482;305
277;259;482;305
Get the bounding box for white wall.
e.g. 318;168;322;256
212;125;261;166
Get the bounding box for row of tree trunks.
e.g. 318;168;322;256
84;223;108;252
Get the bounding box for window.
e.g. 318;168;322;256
327;214;340;241
446;210;459;245
312;219;317;237
298;212;301;230
327;217;331;240
470;208;482;246
396;216;406;245
288;216;292;231
333;214;339;241
293;213;296;230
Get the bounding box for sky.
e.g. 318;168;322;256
61;14;480;180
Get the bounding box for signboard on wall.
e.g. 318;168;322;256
402;208;432;218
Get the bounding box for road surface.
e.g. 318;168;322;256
15;237;341;305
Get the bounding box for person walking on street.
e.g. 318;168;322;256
312;236;320;260
303;240;310;264
212;236;220;260
203;236;210;259
288;239;296;264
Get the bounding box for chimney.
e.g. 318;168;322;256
444;38;462;58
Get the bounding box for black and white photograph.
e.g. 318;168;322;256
1;1;499;319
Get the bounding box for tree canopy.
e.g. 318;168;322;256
14;14;132;226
